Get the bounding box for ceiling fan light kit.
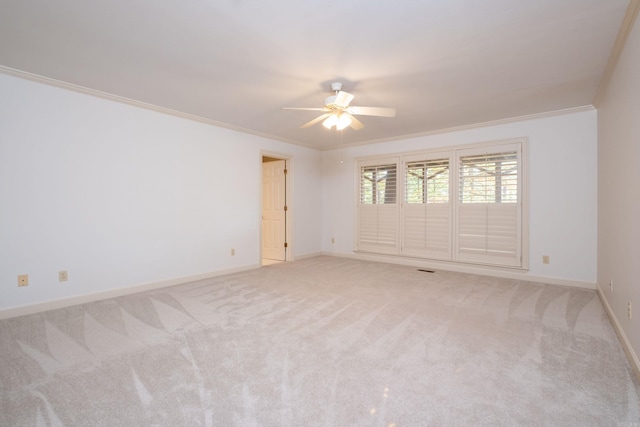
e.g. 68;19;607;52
322;114;338;129
335;114;352;130
284;82;396;132
322;112;352;130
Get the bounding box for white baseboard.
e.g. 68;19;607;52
321;251;596;290
0;263;260;320
0;252;597;319
596;285;640;382
292;251;323;261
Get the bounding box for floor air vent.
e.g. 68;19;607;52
417;269;435;273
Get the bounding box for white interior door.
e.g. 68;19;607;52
262;159;286;261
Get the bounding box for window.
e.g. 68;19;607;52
356;140;526;269
402;157;451;259
360;164;397;204
456;145;522;267
459;152;518;203
405;159;449;204
357;160;400;255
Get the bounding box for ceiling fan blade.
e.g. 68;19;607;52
301;113;331;128
348;114;364;131
283;107;327;111
348;106;396;117
334;91;355;108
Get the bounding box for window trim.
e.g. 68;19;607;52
354;138;529;270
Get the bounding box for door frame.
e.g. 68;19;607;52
260;151;293;262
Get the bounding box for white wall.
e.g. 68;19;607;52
597;15;640;367
0;71;603;313
0;73;322;312
322;110;598;286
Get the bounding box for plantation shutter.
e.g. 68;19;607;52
455;145;521;267
357;159;399;254
401;155;451;259
354;140;526;269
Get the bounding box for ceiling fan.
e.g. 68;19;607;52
283;82;396;131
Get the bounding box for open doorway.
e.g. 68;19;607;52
261;155;289;266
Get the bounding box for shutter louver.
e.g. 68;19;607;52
360;164;397;204
405;159;449;204
459;153;517;203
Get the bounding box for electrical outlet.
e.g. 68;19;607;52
542;255;550;264
18;274;28;287
629;302;632;320
59;271;68;282
231;248;235;256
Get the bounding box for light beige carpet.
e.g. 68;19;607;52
1;256;638;426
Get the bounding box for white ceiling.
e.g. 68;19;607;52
0;0;632;149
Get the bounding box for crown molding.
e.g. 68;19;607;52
0;65;312;148
323;105;596;151
593;0;640;106
0;65;597;152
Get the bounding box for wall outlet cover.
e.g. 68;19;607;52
18;274;28;287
